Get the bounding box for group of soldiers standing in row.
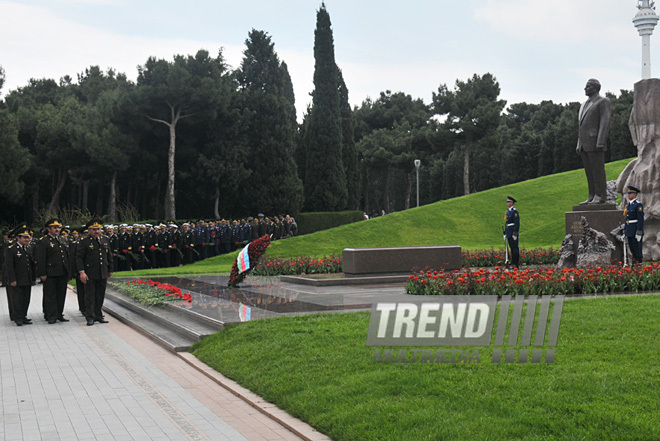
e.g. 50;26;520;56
1;214;298;327
97;214;298;271
2;218;113;327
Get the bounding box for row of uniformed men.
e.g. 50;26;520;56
50;215;297;271
2;218;112;327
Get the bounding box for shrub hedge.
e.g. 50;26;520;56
295;210;364;236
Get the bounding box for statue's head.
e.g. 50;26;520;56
585;79;601;97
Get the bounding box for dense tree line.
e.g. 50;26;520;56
354;76;635;215
0;6;635;226
0;34;303;225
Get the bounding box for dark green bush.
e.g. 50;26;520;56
295;211;364;235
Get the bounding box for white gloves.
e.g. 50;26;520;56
636;233;643;242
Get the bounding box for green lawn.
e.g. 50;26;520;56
192;295;660;441
114;159;632;277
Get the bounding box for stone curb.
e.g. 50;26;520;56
177;352;332;441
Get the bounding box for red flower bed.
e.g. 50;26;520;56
252;255;342;276
126;278;192;302
248;248;558;277
228;235;271;287
462;247;559;267
406;264;660;296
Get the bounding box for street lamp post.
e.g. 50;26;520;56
414;159;421;208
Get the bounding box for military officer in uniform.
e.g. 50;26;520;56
249;217;259;241
181;223;195;264
35;218;71;324
144;224;158;268
241;219;252;244
219;219;231;255
231;220;242;250
77;219;113;326
624;185;645;265
169;224;182;267
69;226;86;315
117;224;132;271
3;225;35;326
504;196;520;268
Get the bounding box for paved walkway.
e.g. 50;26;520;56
0;285;308;441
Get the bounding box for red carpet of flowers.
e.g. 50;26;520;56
406;264;660;296
228;235;271;287
126;278;192;302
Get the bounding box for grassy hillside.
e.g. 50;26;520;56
117;158;631;277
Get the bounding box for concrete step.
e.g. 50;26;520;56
102;297;194;352
105;290;222;342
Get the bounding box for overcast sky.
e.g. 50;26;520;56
0;0;653;119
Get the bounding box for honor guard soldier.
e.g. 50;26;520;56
35;218;71;324
77;219;113;326
504;196;520;268
3;224;35;326
624;185;645;264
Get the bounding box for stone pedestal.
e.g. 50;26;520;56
566;205;624;264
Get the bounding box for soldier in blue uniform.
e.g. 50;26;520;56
504;196;520;268
231;220;242;251
197;220;209;259
206;221;217;258
241;219;252;245
624;185;644;264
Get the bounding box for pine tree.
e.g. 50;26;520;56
304;3;347;211
236;29;303;215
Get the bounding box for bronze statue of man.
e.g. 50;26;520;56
576;78;611;204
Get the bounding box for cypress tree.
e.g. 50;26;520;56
338;70;360;210
304;3;347;211
236;29;304;215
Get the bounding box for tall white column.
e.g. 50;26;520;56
634;1;659;79
642;35;652;78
